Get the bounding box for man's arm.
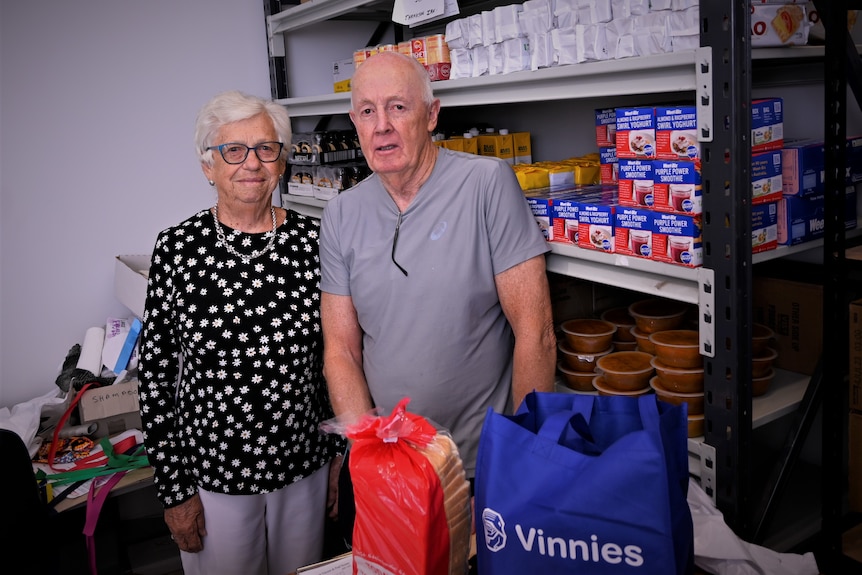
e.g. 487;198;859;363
321;292;374;424
495;255;557;411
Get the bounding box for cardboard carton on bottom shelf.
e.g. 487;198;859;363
753;266;822;376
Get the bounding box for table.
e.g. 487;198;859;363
51;466;155;513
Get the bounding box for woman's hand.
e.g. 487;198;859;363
165;494;207;553
327;454;344;520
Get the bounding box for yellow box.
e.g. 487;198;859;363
513;132;532;164
426;34;450;65
462;135;478;155
478;132;514;164
513;165;550;190
332;58;354;93
443;138;464;152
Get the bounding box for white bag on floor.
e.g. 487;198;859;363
688;478;819;575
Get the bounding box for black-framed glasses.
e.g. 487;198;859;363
207;141;284;164
392;211;408;277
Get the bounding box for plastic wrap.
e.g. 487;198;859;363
334;398;472;575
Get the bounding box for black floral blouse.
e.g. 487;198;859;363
138;208;339;508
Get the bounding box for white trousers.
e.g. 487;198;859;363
180;462;330;575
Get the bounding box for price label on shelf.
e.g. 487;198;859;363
392;0;459;27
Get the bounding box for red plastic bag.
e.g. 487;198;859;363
345;398;471;575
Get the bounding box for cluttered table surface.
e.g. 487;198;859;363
50;466;154;513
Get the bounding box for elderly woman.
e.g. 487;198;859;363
138;90;342;575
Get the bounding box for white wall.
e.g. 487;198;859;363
0;0;272;407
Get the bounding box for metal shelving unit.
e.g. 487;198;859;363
265;0;861;564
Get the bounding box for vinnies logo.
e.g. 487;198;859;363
481;507;645;566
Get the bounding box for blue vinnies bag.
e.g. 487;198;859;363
474;392;694;574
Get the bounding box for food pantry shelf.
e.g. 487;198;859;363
274;50;700;117
687;368;810;479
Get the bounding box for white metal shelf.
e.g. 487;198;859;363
269;0;384;34
546;242;701;303
277;51;700;117
283;188;835;305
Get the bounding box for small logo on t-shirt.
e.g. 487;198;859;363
429;221;448;240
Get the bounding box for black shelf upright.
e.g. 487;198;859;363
699;0;755;538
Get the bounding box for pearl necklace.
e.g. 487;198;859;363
212;203;277;264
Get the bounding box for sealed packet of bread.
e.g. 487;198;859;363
344;397;472;575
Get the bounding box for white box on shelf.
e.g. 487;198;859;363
115;254;151;319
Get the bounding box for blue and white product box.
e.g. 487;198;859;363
751;98;783;153
783;136;862;197
781;138;825;197
655;105;699;162
525;187;591;242
550;197;580;244
576;195;617;252
614;207;654;259
599;146;618;185
778;186;858;246
751;150;783;205
652;159;702;214
618;158;654;208
549;186;616;244
595;108;617;147
652;212;703;267
615;106;656;159
751;201;779;253
525;194;553;241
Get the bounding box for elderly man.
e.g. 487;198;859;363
319;52;556;489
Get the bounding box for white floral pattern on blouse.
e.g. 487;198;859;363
138;209;339;508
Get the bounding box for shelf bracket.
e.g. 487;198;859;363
697;267;716;357
696;46;713;142
698;441;717;505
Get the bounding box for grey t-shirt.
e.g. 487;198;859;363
320;148;549;476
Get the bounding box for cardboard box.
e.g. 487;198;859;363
751;98;784;153
477;131;514;165
778;186;858;246
513;132;532;164
78;380;141;424
599;146;618;185
595;108;616;147
615;106;656;159
850;299;862;411
652;159;702;215
751;201;779;254
751;150;783;205
851;410;862;512
781;138;825;197
753;272;822;375
115;255;151;319
655;105;699;162
576;195;617;252
781;136;860;197
618;158;654;208
614;206;654;259
651;211;703;267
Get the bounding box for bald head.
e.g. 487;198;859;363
350;52;435;111
346;50;441;189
